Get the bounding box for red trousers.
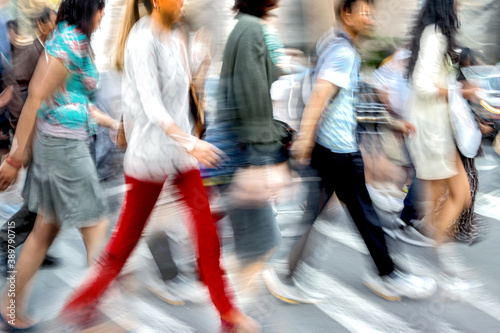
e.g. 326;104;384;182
62;170;234;319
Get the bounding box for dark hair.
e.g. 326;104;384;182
406;0;459;79
7;20;18;34
56;0;105;38
233;0;277;18
38;8;56;25
336;0;374;22
459;47;477;67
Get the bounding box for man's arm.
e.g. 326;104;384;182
292;78;340;164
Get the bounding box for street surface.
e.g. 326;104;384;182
1;141;499;333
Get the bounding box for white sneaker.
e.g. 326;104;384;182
363;270;437;301
366;184;404;213
436;243;480;280
146;274;210;305
263;266;325;304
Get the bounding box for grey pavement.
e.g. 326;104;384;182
1;141;500;333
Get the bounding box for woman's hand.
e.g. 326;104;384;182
222;310;261;333
461;87;481;102
389;119;417;138
0;161;20;191
166;124;226;168
189;139;225;169
89;105;120;130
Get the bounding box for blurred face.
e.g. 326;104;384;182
343;1;375;37
38;12;57;38
156;0;184;24
265;0;280;13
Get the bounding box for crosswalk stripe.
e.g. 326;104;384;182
475;191;500;220
395;251;500;324
314;215;500;326
297;262;422;333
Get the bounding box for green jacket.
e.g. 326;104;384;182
218;13;285;144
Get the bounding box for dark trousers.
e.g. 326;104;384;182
400;172;421;225
294;143;395;276
0;203;37;255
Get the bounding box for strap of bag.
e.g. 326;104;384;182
178;39;206;137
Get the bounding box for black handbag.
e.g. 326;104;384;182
275;119;296;148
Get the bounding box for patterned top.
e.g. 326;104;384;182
37;21;98;140
261;22;290;75
314;29;360;154
122;16;197;183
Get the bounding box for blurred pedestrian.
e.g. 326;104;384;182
406;0;478;248
61;0;259;331
215;0;294;303
0;8;58;277
264;0;437;303
446;48;490;245
0;0;109;330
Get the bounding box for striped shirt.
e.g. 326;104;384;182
314;30;360;153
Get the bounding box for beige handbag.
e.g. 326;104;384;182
116;117;127;149
229;162;296;206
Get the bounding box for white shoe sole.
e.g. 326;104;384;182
363;275;437;301
263;267;324;304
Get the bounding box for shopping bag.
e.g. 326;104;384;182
448;80;482;158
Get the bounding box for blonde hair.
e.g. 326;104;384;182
114;0;141;71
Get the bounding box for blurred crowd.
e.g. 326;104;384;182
0;0;499;332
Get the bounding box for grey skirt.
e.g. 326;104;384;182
27;133;107;228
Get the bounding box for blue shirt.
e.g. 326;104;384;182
314;29;360;153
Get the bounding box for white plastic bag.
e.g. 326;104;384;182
448;80;482;158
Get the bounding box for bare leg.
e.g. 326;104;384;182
1;214;59;328
80;219;109;266
230;249;277;296
429;153;471;245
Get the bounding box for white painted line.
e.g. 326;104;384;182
100;284;198;333
392;245;500;325
475;192;500;220
298;263;421;333
313;217;500;326
313;218;369;255
476;165;498;171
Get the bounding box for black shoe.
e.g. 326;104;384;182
42;255;60;268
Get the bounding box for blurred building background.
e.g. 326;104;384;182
1;0;499;68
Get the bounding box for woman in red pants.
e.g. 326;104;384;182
61;0;258;331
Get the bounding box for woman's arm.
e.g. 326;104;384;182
89;104;120;130
0;53;69;190
131;35;223;168
412;27;447;100
0;85;13;108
